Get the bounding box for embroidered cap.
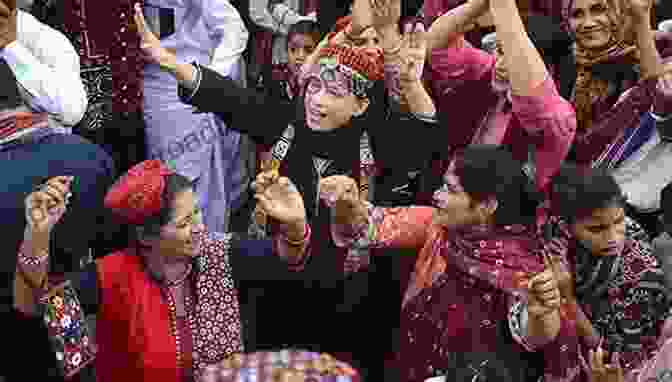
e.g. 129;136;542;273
104;160;175;224
315;44;384;97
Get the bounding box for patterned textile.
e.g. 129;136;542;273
40;281;97;378
544;216;670;374
329;205;581;382
59;0;143;132
103;160;174;224
199;350;360;382
0;111;48;142
191;230;244;376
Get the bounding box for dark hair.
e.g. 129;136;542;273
525;15;574;67
0;59;22;110
454;145;541;226
137;173;193;240
551;164;626;222
287;20;321;48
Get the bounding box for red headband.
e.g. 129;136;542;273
104;160;175;224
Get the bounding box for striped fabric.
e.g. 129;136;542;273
0;111;49;144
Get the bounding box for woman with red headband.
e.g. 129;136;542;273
14;159;313;382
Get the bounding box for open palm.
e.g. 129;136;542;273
399;22;427;84
254;176;306;226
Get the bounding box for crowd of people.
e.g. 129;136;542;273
2;0;672;381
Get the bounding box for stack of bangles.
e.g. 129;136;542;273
18;243;49;266
281;223;311;247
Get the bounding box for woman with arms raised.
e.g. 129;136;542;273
319;145;581;382
420;0;575;202
14;160;314;382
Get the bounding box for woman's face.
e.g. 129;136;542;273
303;65;368;131
287;33;318;75
432;162;488;228
568;0;613;50
571;205;626;257
349;26;381;50
156;188;204;258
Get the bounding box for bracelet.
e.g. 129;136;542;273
18;248;49;266
282;223;311;246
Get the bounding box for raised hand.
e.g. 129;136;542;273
370;0;401;31
399;22;427;85
523;254;562;318
625;0;653;25
25;176;74;237
589;348;624;382
319;175;363;226
548;254;574;302
252;171;306;227
133;3;165;65
0;0;17;49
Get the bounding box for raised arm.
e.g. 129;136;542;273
133;4;289;146
319;175;433;250
425;0;490;52
490;0;547;95
14;176;73;316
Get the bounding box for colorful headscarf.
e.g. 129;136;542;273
104;159;175;224
561;0;640;131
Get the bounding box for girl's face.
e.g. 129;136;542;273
155;189;205;258
571;205;626;257
287;33;318;75
302;65;369;131
568;0;613;50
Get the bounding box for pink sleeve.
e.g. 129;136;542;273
427;37;495;98
511;76;577;192
331;203;434;251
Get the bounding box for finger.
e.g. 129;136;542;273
412;22;426;48
254;194;274;214
134;3;149;37
529;270;554;288
41;185;67;207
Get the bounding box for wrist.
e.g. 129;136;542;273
158;51;178;73
284;220;307;241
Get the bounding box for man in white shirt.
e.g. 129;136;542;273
0;0;87;127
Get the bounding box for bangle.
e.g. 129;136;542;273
159;60;178;74
18;248;49;266
283;223;310;246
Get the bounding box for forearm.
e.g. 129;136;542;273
567;300;601;347
526;310;562;346
402;80;437;116
14;229;50;316
635;21;663;80
275;221;311;270
426;0;488;52
490;0;548;95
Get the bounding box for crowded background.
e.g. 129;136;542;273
2;0;672;381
